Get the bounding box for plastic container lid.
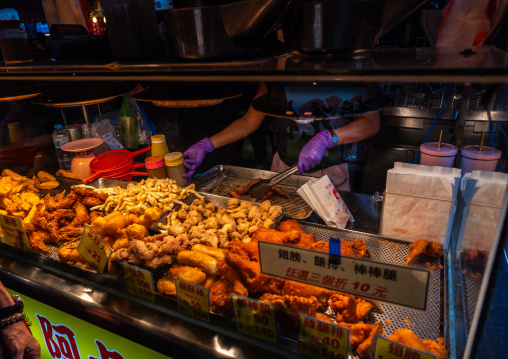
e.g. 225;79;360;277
54;124;63;129
420;142;458;157
164;152;184;166
151;134;167;143
145;156;165;169
460;145;502;160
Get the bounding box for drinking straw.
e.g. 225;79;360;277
438;130;443;148
479;132;485;151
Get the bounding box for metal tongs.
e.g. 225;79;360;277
248;165;298;198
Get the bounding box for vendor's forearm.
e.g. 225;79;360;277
332;112;380;145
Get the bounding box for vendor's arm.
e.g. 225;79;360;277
297;111;380;173
183;83;267;180
330;111;380;145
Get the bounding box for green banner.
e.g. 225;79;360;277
6;288;172;359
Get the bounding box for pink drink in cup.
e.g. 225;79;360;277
420;142;458;168
460;145;502;175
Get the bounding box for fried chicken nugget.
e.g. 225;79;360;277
177;250;219;275
169;264;207;285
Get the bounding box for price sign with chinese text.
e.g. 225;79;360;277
232;295;277;343
299;315;349;359
373;335;436;359
77;225;111;273
122;264;155;302
0;214;31;251
258;242;430;310
175;278;210;322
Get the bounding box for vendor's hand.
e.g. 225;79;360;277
297;130;334;173
1;321;41;359
182;137;215;181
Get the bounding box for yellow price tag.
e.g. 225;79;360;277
299;314;349;359
122;264;155;302
0;214;31;251
77;225;111;273
373;335;436;359
175;278;210;322
232;295;277;343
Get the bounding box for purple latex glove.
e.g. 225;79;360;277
297;130;334;173
182;137;215;181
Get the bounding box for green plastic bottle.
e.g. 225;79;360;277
117;95;139;149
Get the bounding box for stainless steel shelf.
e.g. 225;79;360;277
1;46;507;83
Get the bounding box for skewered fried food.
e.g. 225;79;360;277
405;239;444;265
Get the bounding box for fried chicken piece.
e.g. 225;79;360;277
67;201;90;228
28;231;51;252
388;329;437;356
201;275;219;290
71;187;108;201
405;239;444;265
210;278;233;314
44;190;79;211
169;264;207;285
462;248;488;266
259;191;274;201
89;211;104;223
226;245;284;294
278;220;317;247
37;171;56;182
82;197;104;207
282;281;331;308
228;239;260;261
58;242;86;264
271;186;291;200
338;321;382;358
259;293;318;327
251;227;301;245
422;337;447;359
218;261;249;297
236;178;263;195
228;191;243;199
315;312;333;323
330;293;374;323
157;275;176;296
56;169;81;180
307;238;370;258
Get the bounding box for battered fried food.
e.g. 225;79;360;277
251;227;301;245
218;261;248;297
210;278;233;314
36;181;60;190
337;321;382;358
228;191;243;199
259;293;319;326
388;329;446;359
405;239;444;265
169;264;207;285
157;275;176;296
37;171;56;182
330;293;374;323
56;169;81;180
191;244;226;261
58;242;87;265
282;281;331;308
236;178;262;195
82;197;104;207
177;250;219;276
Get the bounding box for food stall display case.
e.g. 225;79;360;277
0;43;507;359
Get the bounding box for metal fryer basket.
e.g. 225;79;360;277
194;165;314;219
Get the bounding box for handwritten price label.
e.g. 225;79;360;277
373;336;436;359
122;264;155;302
175;278;210;322
299;315;349;359
77;225;111;273
0;214;31;251
232;295;277;344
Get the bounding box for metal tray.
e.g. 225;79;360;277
194;165;314;219
157;191;284;232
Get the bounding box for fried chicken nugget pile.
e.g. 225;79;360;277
23;187;107;252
